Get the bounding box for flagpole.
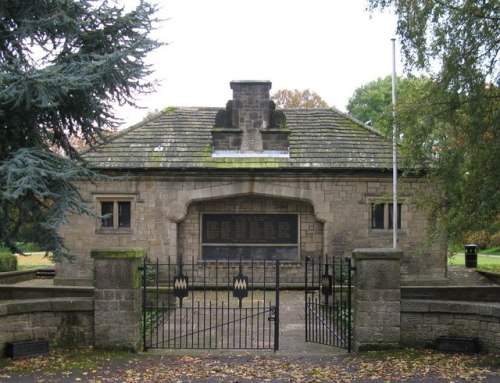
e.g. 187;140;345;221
391;38;398;249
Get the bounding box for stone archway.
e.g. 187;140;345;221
166;181;331;267
177;194;323;273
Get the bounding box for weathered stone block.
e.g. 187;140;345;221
352;248;402;352
93;248;144;352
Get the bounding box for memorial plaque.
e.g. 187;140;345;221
202;214;298;244
201;213;299;260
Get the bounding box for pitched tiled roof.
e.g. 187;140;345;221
81;107;394;171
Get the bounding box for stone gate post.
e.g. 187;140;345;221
352;248;403;352
91;248;144;352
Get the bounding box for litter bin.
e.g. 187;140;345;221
465;244;478;268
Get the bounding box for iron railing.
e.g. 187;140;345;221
141;256;280;351
305;254;352;352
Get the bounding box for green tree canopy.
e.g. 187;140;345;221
346;75;429;134
0;0;162;259
368;0;499;244
271;89;329;108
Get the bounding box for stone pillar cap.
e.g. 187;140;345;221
91;247;145;259
230;80;272;88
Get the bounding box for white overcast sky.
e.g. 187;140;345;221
117;0;399;127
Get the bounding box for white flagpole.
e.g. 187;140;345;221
391;38;398;249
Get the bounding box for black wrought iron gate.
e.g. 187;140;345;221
141;257;280;351
305;255;353;352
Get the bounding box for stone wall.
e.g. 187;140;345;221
0;298;94;356
401;300;500;353
57;173;444;286
92;248;144;352
352;248;403;352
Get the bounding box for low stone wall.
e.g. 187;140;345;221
0;298;94;356
0;285;93;300
0;270;38;284
401;300;500;353
478;271;500;285
402;286;500;302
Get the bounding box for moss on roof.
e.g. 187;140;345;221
82;107;394;171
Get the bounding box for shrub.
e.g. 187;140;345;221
490;232;500;247
0;252;17;272
461;230;491;249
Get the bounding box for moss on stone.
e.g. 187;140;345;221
210;157;287;169
147;150;164;167
90;248;145;259
202;143;212;157
164;106;177;115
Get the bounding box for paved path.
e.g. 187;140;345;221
278;291;347;356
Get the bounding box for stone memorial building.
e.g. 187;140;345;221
56;80;445;286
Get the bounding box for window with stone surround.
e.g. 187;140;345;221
371;202;402;230
95;196;134;233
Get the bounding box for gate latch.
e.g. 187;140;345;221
268;306;276;322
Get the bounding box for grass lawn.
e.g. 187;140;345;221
480;247;500;255
448;253;500;272
15;252;53;270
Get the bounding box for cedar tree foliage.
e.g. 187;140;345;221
0;0;162;259
368;0;499;244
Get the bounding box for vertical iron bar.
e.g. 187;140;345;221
274;259;280;351
191;257;194;348
161;293;165;348
305;256;309;342
262;259;266;350
209;300;212;349
215;259;218;348
250;258;254;348
167;257;171;348
203;258;206;349
141;257;147;351
256;300;260;348
155;258;159;347
227;258;230;349
347;257;352;353
233;307;236;348
173;263;177;348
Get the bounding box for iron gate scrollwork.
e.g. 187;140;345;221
305;254;353;352
141;256;280;351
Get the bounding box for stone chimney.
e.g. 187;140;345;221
230;80;271;152
212;80;289;155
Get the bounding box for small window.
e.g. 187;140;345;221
371;204;384;229
118;201;131;227
98;199;132;231
371;202;403;230
389;203;402;229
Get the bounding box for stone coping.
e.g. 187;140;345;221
352;248;403;260
401;299;500;317
91;248;145;259
0;297;94;316
401;285;500;302
0;269;38;284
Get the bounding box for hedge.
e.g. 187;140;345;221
0;252;17;272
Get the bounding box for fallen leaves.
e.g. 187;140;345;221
0;348;499;382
